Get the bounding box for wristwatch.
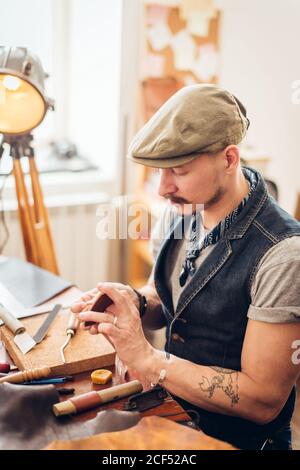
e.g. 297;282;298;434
132;288;148;318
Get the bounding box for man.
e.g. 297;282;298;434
73;85;300;450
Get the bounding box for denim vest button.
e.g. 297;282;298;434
172;333;185;343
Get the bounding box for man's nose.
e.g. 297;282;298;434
158;169;177;198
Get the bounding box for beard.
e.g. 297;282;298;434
204;184;226;209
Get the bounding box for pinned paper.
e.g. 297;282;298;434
183;75;197;86
187;13;210;36
147;23;172;51
140;53;165;79
171;30;197;71
146;4;170;25
192;44;218;81
180;0;216;21
180;0;216;36
144;0;180;6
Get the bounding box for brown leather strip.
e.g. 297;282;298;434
70;391;102;412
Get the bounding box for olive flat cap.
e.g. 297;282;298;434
127;84;250;168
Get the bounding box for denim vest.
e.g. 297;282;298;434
153;168;300;448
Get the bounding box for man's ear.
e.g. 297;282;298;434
223;145;240;171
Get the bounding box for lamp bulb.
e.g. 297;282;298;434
3;75;21;91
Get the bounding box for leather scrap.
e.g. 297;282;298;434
45;415;237;450
0;382;140;450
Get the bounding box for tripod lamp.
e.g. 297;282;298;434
0;46;59;274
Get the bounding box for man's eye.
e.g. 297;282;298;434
174;170;187;176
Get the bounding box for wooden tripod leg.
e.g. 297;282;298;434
29;158;59;275
13;158;39;265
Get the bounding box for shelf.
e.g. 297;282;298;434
134;239;153;266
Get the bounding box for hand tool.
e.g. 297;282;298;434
0;303;36;354
82;292;113;328
32;303;61;344
60;311;79;364
81;293;115;350
0;365;51;384
52;379;143;417
25;303;71;317
22;377;72;385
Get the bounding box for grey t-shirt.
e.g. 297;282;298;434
150;207;300;323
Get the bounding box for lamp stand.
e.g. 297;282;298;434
1;134;59;274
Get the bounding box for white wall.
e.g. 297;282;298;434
0;0;123;180
0;0;55;140
218;0;300;213
68;0;123;178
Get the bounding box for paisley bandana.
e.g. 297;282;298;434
179;168;258;287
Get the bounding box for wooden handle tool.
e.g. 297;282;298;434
53;379;143;416
60;312;79;364
0;304;36;354
0;304;25;334
0;366;51;384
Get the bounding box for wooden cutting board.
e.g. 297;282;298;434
0;308;115;375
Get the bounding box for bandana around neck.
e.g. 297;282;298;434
179;168;258;287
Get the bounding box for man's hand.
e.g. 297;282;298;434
70;282;141;333
71;279;166;332
75;283;153;370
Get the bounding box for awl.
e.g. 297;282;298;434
0;304;36;354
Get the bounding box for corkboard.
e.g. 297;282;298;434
0;308;115;375
138;5;220;190
145;6;220;84
142;77;182;121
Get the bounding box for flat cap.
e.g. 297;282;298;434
128;84;250;168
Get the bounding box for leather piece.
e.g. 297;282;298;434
0;383;140;450
0;257;72;309
45;416;237;450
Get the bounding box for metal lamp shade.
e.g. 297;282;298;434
0;46;52;135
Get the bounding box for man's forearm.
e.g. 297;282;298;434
138;284;166;330
139;349;284;425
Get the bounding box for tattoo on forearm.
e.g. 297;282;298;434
199;367;239;407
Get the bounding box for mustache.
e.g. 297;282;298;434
164;194;190;204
